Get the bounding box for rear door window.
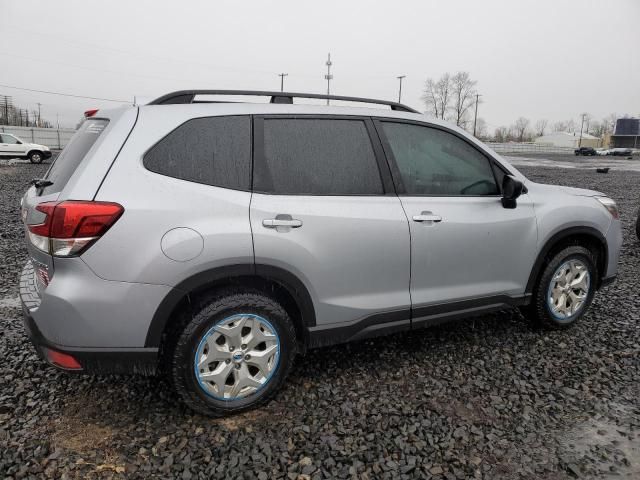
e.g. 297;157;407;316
143;116;251;190
254;118;383;195
42;119;109;195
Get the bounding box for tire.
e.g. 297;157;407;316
29;151;43;164
167;291;297;417
525;246;597;329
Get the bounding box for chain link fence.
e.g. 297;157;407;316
486;142;576;155
0;125;76;150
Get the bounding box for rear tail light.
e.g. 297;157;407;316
27;201;124;256
44;348;82;370
84;109;99;118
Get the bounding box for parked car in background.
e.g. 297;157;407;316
575;146;597;156
0;133;52;163
19;90;622;416
610;148;633;157
596;149;611;156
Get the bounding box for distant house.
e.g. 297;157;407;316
534;131;601;148
610;118;640;149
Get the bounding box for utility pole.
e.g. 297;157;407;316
396;75;406;103
578;113;586;148
473;94;482;137
56;113;60;129
36;102;42;127
278;73;288;92
324;53;333;105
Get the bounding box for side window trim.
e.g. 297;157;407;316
252;114;393;196
373;118;508;197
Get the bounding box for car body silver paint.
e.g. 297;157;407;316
401;194;538;305
250;193;411;326
19;101;623;351
23;257;171;347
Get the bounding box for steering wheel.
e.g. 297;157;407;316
460;179;496;195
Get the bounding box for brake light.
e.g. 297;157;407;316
27;201;124;256
84;109;99;118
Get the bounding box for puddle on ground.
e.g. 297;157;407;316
560;403;640;478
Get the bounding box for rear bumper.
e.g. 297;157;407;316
21;306;158;374
19;259;166;374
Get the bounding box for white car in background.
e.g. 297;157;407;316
0;133;52;163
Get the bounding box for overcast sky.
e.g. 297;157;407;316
1;0;638;129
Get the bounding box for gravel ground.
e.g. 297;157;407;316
1;161;639;480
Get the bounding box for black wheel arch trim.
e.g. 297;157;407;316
145;263;316;348
525;226;608;294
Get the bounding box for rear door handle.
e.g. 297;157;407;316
412;212;442;223
262;214;303;229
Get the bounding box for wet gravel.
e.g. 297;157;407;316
1;161;639;479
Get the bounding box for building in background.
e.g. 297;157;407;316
534;131;601;148
610;118;640;148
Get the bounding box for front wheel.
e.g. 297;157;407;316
168;291;297;417
29;151;43;164
525;246;597;329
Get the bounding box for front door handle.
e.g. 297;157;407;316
262;214;303;230
412;211;442;223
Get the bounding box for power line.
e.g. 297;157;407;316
0;84;128;103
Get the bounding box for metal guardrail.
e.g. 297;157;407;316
0;125;76;149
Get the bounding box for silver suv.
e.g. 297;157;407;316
20;90;622;416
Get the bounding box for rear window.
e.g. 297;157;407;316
143;116;251;190
42;119;108;195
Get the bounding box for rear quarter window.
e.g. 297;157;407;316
143;116;251;190
42;119;109;195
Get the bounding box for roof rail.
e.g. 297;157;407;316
148;90;419;113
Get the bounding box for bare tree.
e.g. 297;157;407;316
474;117;488;139
422;79;440;118
450;71;477;128
534;119;548;137
494;126;509;142
553;120;568;132
513;117;530;142
422;73;451;120
602;113;617;135
583;113;592;135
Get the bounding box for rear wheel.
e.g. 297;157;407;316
29;151;43;164
525;246;597;329
168;291;297;416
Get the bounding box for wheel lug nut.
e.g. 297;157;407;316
241;344;247;350
234;364;241;369
245;355;250;360
229;346;234;352
225;359;231;364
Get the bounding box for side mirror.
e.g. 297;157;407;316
502;175;524;209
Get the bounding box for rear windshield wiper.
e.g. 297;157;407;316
29;178;54;189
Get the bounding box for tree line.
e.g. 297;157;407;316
0;95;54;128
422;73;622;142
